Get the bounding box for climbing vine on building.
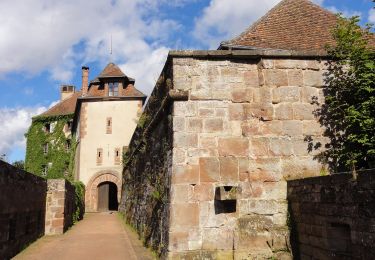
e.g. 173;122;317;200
25;114;76;180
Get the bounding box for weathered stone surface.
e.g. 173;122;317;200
219;157;239;182
0;161;47;260
244;70;260;87
275;59;306;69
202;228;234;250
231;88;253;103
173;165;199;184
170;203;199;229
272;86;300;103
253;87;272;103
269;137;293;156
187;118;203;132
281;157;321;180
250;137;270;156
174;132;198;148
304;70;324;87
293;103;315;120
282;120;303;137
288;69;304;86
200;157;220;182
173;116;185;132
288;171;375;260
203;118;224;132
264;69;288;86
275;103;293;120
218;137;249;156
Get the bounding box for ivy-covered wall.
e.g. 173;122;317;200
119;66;174;258
25;114;76;180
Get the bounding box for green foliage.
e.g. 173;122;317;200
311;15;375;172
25;114;76;179
12;160;25;170
137;113;151;129
72;181;85;223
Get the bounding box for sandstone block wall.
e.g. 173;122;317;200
0;160;46;260
288;171;375;259
45;179;75;235
169;56;327;259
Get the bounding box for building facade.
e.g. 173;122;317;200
25;63;146;212
119;0;346;258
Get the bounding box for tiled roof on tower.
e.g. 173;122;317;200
219;0;338;52
98;62;135;81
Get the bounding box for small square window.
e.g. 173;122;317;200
44;123;50;133
109;82;119;96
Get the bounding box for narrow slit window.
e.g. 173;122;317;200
97;148;103;165
114;147;121;165
43;143;49;155
41;165;47;177
106;117;112;134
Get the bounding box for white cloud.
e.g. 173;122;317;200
327;6;362;18
0;106;47;160
0;0;180;94
311;0;324;5
369;8;375;23
194;0;285;48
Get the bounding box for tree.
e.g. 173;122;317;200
311;15;375;172
12;160;25;170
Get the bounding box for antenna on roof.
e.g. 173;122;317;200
110;34;113;62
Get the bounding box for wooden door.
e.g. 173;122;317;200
98;183;109;211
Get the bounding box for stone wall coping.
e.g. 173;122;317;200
168;49;329;59
287;170;375;187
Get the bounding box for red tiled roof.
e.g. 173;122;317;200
98;63;127;78
40;91;81;117
220;0;338;52
123;84;146;97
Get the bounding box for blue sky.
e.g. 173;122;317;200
0;0;374;163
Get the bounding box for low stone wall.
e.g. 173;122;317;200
119;66;174;257
288;170;375;259
45;179;76;235
0;160;46;260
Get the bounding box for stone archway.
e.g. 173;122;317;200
85;171;122;212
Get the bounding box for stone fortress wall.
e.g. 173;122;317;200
0;160;79;259
121;49;329;259
288;170;375;259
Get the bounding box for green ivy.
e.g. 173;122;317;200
72;181;85;223
25;114;76;180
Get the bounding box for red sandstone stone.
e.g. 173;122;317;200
173;165;199;184
219;157;239;182
199;157;220;182
218;137;249;156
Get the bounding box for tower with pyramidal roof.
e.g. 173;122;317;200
25;63;146;212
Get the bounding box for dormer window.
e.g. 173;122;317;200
109;82;119;96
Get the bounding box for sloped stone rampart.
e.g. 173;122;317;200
119;64;174;257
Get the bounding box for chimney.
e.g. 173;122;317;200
81;66;89;96
60;85;75;101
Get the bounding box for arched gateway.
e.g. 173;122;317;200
85;171;122;212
